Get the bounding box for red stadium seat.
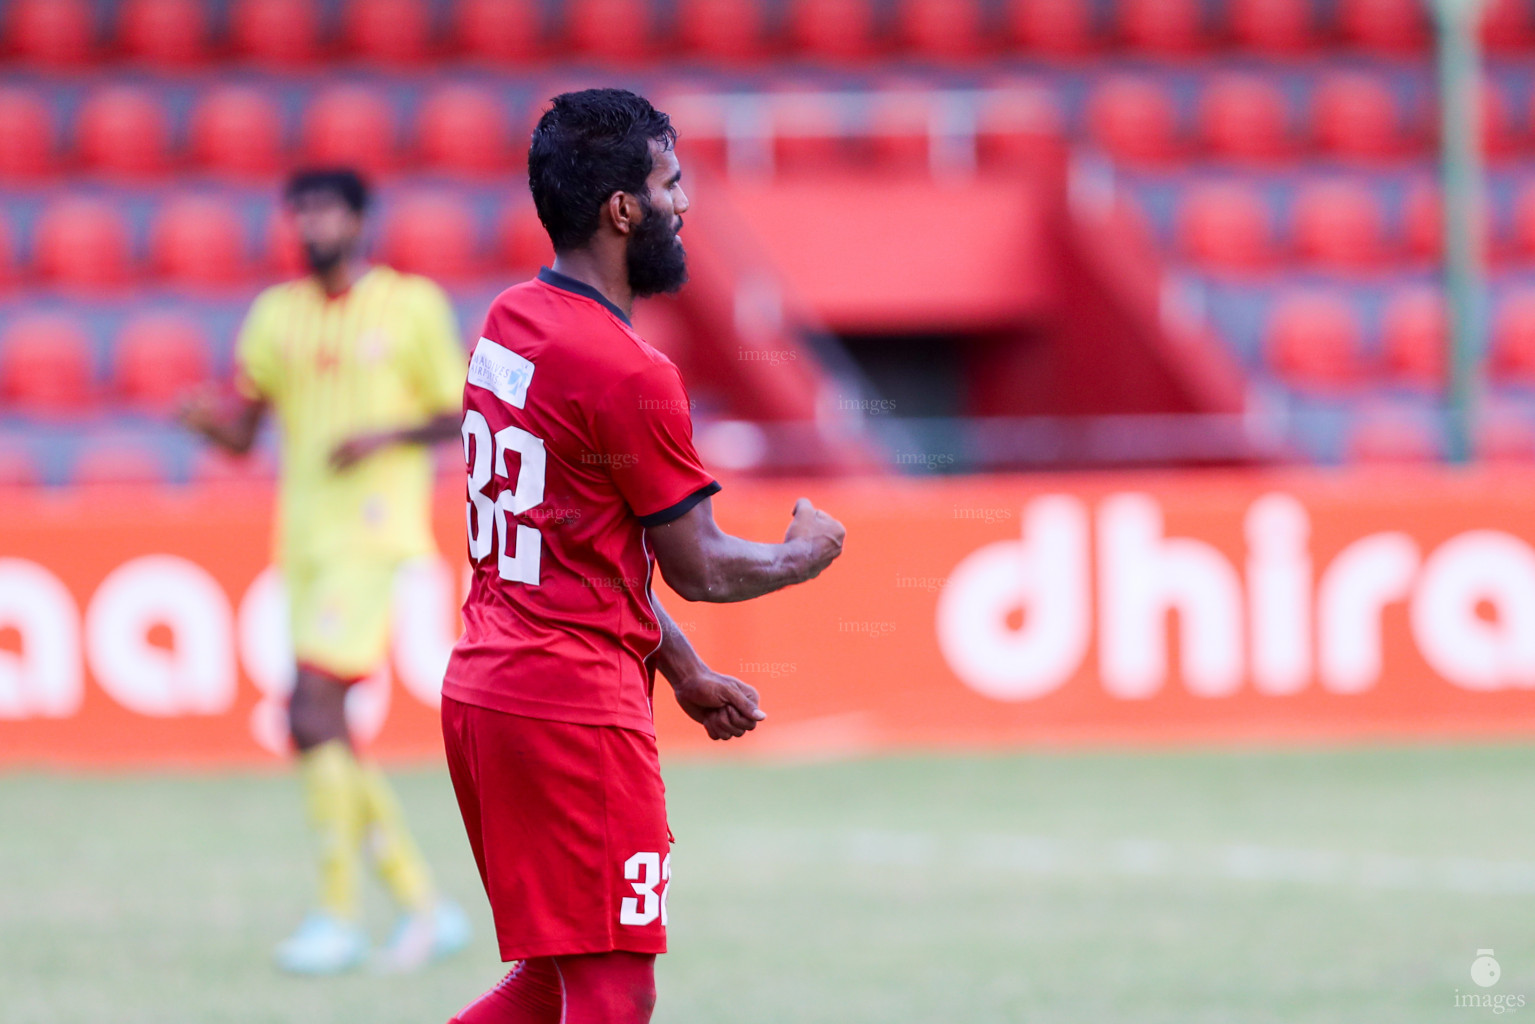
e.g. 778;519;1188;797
898;0;986;60
418;85;512;175
676;0;767;61
266;207;306;277
1293;181;1388;270
1520;89;1535;160
565;0;654;61
656;90;728;172
1478;417;1535;463
192;444;277;483
1229;0;1316;53
772;92;849;172
1493;291;1535;381
1199;76;1293;162
0;446;39;488
1006;0;1097;54
118;0;209;66
1511;184;1535;261
344;0;433;64
1380;286;1446;387
35;198;133;287
1087;78;1181;164
189;87;285;178
976;84;1063;168
788;0;881;60
301;86;397;175
73;440;168;485
1266;292;1363;387
5;0;94;66
1405;183;1444;260
150;197;249;287
0;213;15;286
0;88;54;179
1482;0;1533;50
1177;183;1275;271
500;204;554;272
453;0;543;61
1473;81;1517;157
1338;0;1429;52
866;89;937;169
1346;408;1439;464
77;86;172;178
1476;402;1535;462
1119;0;1206;55
114;313;213;412
0;314;95;413
1406;182;1495;261
230;0;324;65
1312;74;1414;161
384;193;481;279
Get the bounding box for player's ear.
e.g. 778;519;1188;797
607;191;640;236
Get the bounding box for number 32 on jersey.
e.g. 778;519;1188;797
462;410;546;586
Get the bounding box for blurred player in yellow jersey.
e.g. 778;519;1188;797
180;169;470;975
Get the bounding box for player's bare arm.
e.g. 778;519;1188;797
652;600;766;741
330;412;461;471
648;496;845;603
176;384;266;456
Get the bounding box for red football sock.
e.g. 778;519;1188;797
449;952;656;1024
450;958;562;1024
554;951;657;1024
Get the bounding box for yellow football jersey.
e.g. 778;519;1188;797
235;265;466;566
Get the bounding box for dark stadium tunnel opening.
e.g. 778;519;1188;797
834;330;966;422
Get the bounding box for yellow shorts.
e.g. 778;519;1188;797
286;558;403;682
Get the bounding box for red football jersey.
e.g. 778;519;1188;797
441;269;719;733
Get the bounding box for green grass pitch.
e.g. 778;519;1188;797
3;744;1534;1023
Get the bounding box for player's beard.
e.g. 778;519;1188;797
626;198;687;298
303;242;346;276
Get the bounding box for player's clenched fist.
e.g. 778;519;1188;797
784;498;846;581
671;671;766;741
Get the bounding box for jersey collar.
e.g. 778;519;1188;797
313;263;377;302
537;267;632;327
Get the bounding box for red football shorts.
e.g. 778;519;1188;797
441;696;671;961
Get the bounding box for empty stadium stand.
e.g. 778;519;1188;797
0;0;1531;479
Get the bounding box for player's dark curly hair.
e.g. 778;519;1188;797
528;89;677;253
284;168;371;213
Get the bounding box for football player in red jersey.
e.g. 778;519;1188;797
441;89;845;1024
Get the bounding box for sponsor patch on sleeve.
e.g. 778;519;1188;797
468;337;535;409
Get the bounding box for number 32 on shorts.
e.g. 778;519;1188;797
619;851;671;927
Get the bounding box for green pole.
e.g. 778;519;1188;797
1433;0;1488;464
